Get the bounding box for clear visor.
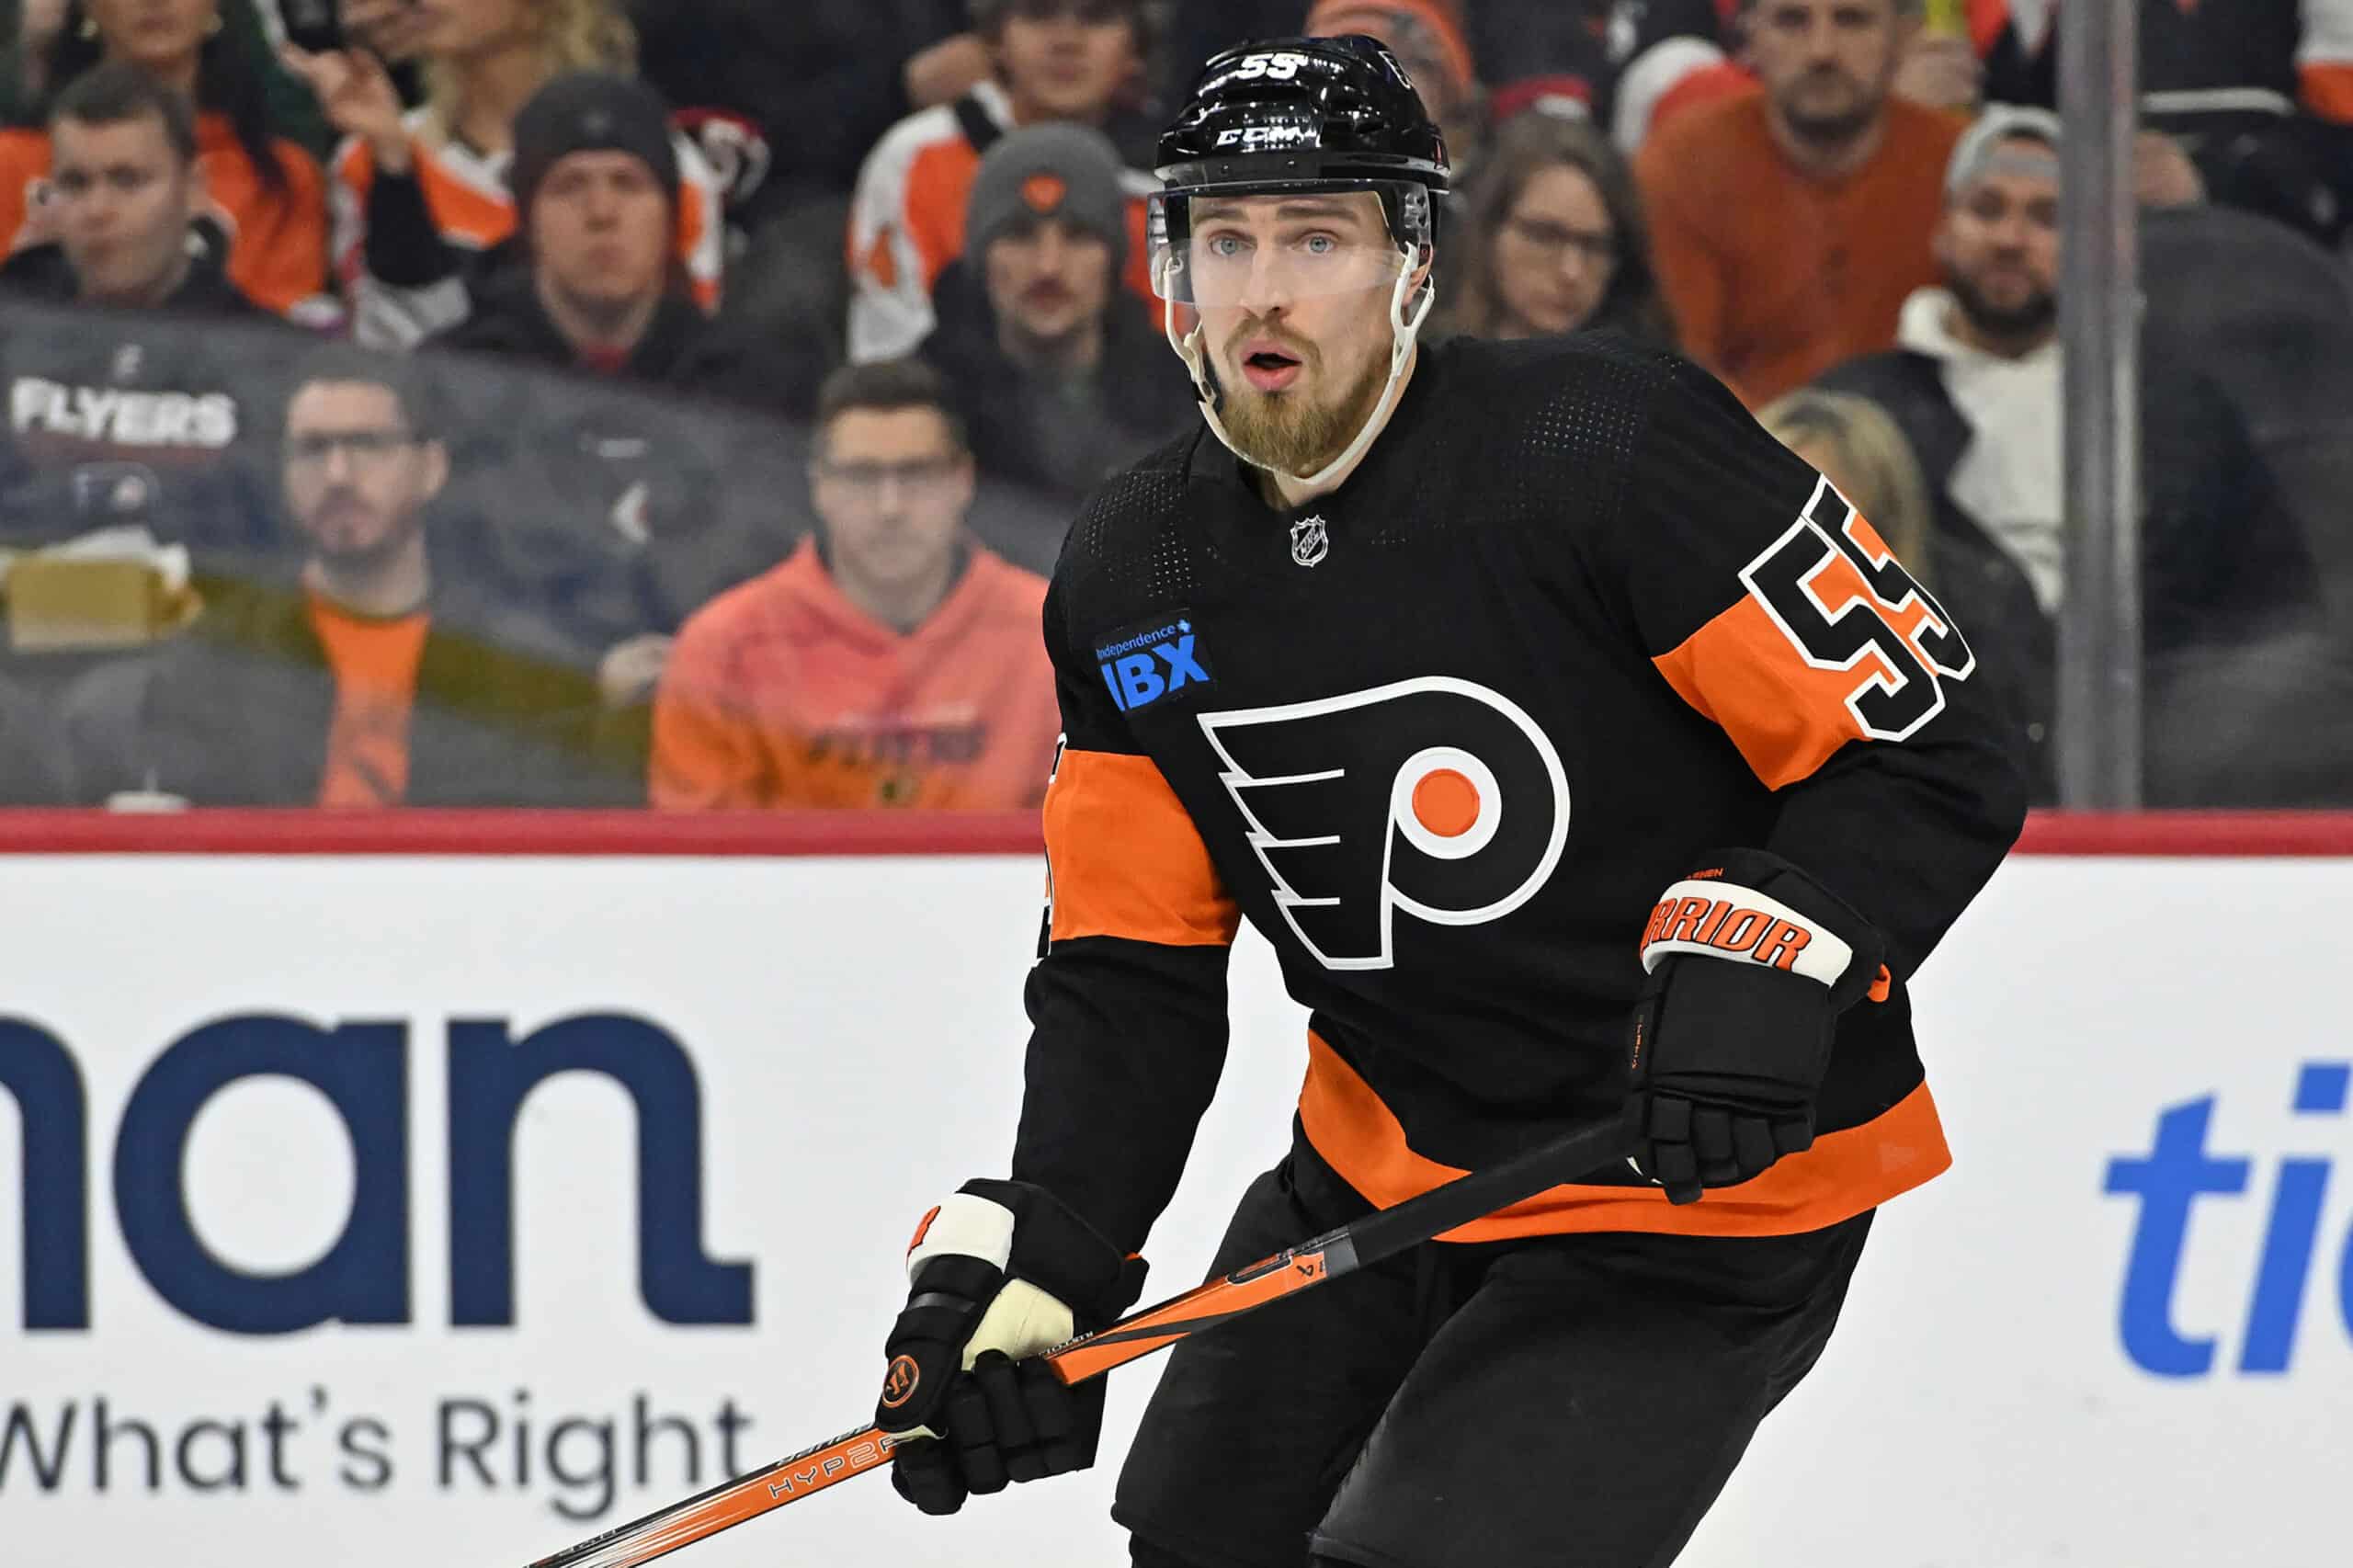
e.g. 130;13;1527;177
1149;189;1413;306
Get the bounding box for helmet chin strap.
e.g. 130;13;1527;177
1165;250;1435;495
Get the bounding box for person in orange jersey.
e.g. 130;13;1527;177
282;0;723;347
845;0;1161;364
1637;0;1962;407
0;0;330;315
652;358;1059;811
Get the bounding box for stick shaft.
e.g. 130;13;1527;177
517;1114;1631;1567
1047;1109;1632;1385
526;1426;901;1568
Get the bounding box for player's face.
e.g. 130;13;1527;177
530;152;673;314
1749;0;1909;144
1937;143;2060;343
1493;163;1618;338
984;215;1115;349
995;1;1141;123
282;381;446;566
1188;191;1408;476
811;408;976;599
85;0;217;71
51;113;198;307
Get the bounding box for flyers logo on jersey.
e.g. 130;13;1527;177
1198;677;1571;970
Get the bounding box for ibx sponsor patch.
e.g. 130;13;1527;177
1093;614;1211;713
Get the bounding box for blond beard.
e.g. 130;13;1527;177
1217;338;1392;477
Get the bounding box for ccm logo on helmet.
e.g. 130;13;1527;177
1198;676;1570;971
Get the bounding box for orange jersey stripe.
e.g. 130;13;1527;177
2301;61;2353;121
1967;0;2008;55
412;153;515;246
1653;514;1949;790
1654;595;1874;790
1045;749;1240;947
1298;1030;1949;1240
903;137;981;292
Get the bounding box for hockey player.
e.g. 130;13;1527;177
871;34;2028;1568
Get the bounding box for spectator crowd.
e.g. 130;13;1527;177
0;0;2347;812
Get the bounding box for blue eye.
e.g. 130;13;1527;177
1302;233;1337;256
1205;234;1245;259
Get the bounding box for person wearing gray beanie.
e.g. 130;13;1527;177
918;121;1193;511
962;121;1131;284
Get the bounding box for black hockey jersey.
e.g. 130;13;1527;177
1012;335;2028;1256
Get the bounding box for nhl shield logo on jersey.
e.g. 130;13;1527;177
1290;515;1330;567
1197;677;1570;970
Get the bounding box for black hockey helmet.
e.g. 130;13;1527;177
1149;35;1449;304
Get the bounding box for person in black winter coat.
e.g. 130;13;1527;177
428;74;808;410
917;122;1191;531
425;73;814;700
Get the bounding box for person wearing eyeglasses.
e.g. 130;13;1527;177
85;345;644;806
1432;109;1677;347
651;358;1060;810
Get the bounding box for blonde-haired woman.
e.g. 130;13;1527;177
1756;389;1938;589
283;0;722;347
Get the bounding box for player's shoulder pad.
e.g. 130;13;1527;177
1434;331;1728;490
1439;330;1695;428
1050;426;1204;597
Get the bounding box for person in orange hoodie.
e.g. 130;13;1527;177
0;0;330;315
651;358;1059;811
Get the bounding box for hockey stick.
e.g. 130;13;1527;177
523;1109;1637;1568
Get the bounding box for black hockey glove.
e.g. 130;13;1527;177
1627;850;1886;1204
875;1178;1147;1516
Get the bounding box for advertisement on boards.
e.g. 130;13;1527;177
0;852;1313;1568
1691;852;2353;1567
2;844;2347;1567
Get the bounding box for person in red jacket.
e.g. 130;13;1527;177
651;358;1059;811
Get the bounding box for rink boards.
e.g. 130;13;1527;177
1;827;2347;1567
